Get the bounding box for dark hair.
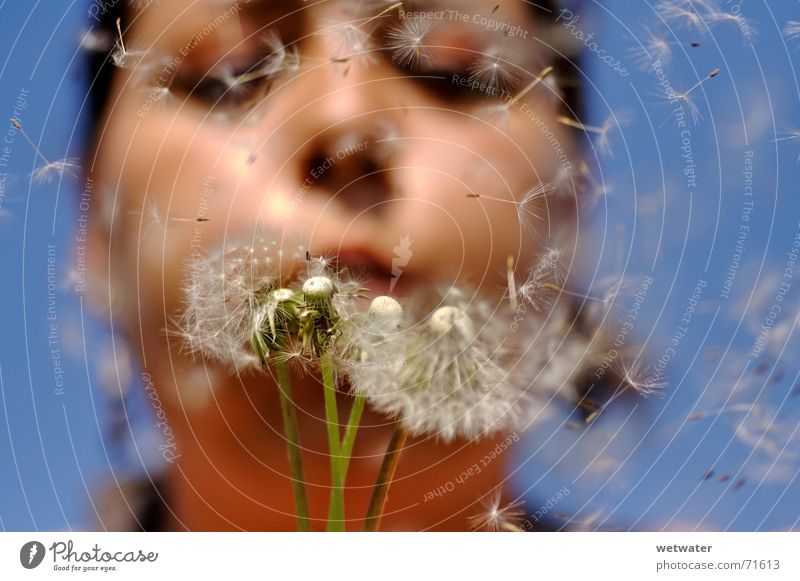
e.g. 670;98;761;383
87;1;581;128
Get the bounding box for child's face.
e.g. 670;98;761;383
94;0;572;301
90;0;574;530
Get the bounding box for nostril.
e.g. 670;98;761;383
300;141;392;214
302;150;334;183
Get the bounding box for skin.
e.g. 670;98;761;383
87;0;575;530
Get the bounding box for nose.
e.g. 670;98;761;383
301;128;390;214
266;25;403;217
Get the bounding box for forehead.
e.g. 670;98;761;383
127;0;537;47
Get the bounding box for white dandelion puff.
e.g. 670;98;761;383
176;233;304;370
255;31;301;79
303;276;335;299
334;295;408;382
300;253;369;320
347;287;531;441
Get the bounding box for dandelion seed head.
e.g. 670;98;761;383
429;305;473;337
346;287;537;441
177;233;302;370
271;288;295;303
302;275;334;299
370;295;402;317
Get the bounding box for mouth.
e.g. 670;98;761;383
334;247;416;299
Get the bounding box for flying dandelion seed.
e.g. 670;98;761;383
211;31;299;95
255;31;301;78
468;490;526;532
656;0;712;33
774;128;800;161
481;65;553;126
129;201;211;238
467;46;520;94
385;17;436;70
10;119;80;184
79;28;112;52
627;25;675;71
324;2;403;66
467;182;552;235
328;21;375;64
614;358;666;397
517;247;565;312
660;67;720;125
31;158;81;184
708;11;757;43
785;20;800;42
556;114;626;157
688;403;754;421
581;274;648;325
581;358;666;424
548;160;596;201
111;17;148;68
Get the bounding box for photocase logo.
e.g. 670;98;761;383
20;541;46;569
390;235;413;292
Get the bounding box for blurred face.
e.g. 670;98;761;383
89;0;575;530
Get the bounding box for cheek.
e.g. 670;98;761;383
383;111;556;271
99;104;264;326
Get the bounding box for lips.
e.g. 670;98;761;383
334;247;416;298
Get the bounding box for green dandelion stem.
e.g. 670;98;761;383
340;394;366;475
275;359;311;532
321;353;346;531
364;423;409;532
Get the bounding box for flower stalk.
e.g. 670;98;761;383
364;423;409;532
321;352;347;531
275;358;312;532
